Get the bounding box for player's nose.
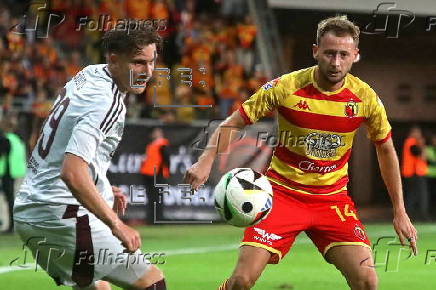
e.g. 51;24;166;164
331;54;341;66
145;62;154;78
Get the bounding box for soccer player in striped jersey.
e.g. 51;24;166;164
185;16;417;290
13;29;166;290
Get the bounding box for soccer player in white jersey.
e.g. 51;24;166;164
13;29;166;290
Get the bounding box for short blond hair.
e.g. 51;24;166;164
316;15;360;46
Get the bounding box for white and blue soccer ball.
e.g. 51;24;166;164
214;168;273;227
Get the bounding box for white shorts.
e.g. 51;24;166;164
15;205;153;288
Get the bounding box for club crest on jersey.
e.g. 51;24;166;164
353;225;366;241
345;101;358;118
261;77;281;90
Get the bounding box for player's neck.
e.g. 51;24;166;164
107;65;128;93
314;67;344;92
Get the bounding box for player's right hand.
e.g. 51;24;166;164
111;222;141;253
393;211;418;256
184;160;212;190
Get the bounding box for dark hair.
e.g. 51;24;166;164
101;28;162;56
317;15;360;46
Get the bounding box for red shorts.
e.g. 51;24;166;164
242;183;371;264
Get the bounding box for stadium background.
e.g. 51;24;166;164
0;0;436;289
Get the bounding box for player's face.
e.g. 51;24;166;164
115;43;157;94
313;32;359;88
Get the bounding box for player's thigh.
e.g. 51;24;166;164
325;245;377;282
306;193;371;257
89;217;162;289
15;220;77;285
232;245;271;280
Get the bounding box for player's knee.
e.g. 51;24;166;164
230;274;255;290
130;265;165;290
72;280;111;290
349;269;378;290
364;270;378;289
139;278;166;290
95;280;112;290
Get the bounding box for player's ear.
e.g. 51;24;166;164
353;48;360;63
108;53;118;66
312;44;319;60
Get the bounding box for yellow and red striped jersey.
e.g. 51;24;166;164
239;66;391;195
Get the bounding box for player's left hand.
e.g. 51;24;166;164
393;210;418;256
112;186;127;216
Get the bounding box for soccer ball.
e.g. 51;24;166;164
214;168;273;227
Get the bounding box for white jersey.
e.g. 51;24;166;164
14;64;126;222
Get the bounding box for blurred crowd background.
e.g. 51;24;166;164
0;0;268;145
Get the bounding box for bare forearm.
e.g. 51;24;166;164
61;155;121;229
185;111;247;189
376;140;406;214
198;111;246;163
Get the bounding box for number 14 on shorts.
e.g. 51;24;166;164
330;204;358;222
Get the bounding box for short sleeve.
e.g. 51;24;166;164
239;77;284;124
65;127;103;163
65;84;120;163
364;89;392;144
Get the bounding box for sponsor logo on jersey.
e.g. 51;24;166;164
116;122;124;137
298;160;337;173
261;77;281;90
293;100;311;111
27;155;40;174
73;71;87;91
354;224;366;241
253;227;282;245
345;101;358;118
304;132;345;158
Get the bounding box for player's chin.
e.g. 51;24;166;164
128;86;146;95
327;74;345;84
